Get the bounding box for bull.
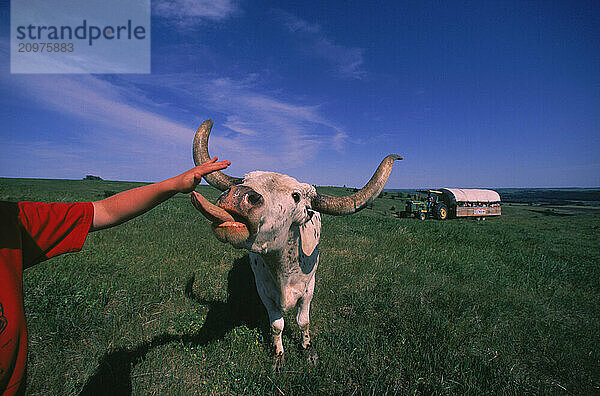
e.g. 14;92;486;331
190;119;401;368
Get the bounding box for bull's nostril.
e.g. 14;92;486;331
216;188;230;204
247;191;263;206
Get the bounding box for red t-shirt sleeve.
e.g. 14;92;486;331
17;202;94;267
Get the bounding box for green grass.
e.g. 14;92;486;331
1;178;599;395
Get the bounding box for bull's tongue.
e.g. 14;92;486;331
191;191;235;224
191;191;250;247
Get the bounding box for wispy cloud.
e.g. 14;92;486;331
332;132;349;151
312;38;366;80
274;9;366;80
1;69;349;179
153;0;239;26
0;12;351;179
148;73;349;167
223;115;258;136
280;12;321;34
1;73;206;180
210;77;349;158
10;74;192;143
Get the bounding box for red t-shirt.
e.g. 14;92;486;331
0;201;93;395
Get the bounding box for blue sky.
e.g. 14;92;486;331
1;1;599;188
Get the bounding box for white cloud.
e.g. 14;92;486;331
153;0;238;25
223;115;258;136
0;24;349;180
332;132;349;151
2;69;349;180
1;74;204;180
278;12;321;34
140;73;349;169
201;77;348;163
274;9;366;80
12;74;192;143
313;38;366;80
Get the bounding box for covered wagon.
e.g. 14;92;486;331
439;188;501;218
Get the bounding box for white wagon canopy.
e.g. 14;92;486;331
439;188;502;218
440;188;501;203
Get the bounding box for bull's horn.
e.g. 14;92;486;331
311;154;402;215
193;119;243;191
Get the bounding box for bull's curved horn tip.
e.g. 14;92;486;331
199;119;214;129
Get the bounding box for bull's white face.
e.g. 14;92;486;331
213;171;317;255
243;172;318;254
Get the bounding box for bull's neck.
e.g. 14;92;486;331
257;226;301;278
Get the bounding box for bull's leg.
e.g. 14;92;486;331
296;287;313;349
254;286;285;369
296;297;312;349
257;295;286;369
249;254;286;368
259;305;285;371
296;275;318;366
267;311;285;356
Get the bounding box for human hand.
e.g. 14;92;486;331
173;157;231;193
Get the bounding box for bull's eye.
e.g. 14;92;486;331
292;192;301;203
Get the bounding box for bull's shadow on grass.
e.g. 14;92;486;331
79;255;267;395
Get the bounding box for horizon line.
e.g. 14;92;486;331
1;176;598;190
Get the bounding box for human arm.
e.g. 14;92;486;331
90;157;230;231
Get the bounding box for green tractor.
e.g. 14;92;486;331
402;190;448;220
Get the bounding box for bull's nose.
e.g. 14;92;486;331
216;186;263;211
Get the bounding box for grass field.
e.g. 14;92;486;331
1;178;599;395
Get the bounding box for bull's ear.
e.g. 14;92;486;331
299;209;320;257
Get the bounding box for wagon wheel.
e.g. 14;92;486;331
419;212;426;221
435;203;448;220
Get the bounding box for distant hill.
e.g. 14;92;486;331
496;188;600;205
385;188;600;205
